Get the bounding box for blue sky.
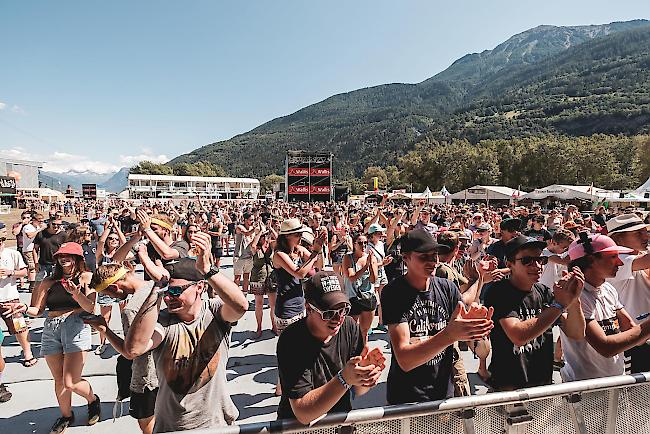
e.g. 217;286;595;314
1;1;648;173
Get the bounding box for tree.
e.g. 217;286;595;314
260;174;284;193
361;167;388;191
130;161;173;176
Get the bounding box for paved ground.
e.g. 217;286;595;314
0;254;500;433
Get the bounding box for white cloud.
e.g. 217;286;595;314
0;102;6;110
10;105;25;115
0;147;170;174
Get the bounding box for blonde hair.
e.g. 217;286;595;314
91;263;128;289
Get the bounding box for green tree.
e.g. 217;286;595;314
130;161;173;175
260;174;285;193
361;167;389;191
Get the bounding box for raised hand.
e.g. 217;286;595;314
191;231;213;275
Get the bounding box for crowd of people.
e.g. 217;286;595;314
0;195;649;433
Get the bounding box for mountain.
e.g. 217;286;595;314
39;170;113;192
99;167;129;193
39;168;129;193
170;20;650;178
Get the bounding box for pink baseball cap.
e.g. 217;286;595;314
567;234;633;261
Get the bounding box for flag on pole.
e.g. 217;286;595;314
512;185;521;199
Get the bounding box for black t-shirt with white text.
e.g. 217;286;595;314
276;316;363;420
484;279;555;390
524;228;552;242
381;275;461;404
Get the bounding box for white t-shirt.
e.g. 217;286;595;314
21;224;37;253
539;248;567;289
560;282;624;382
607;253;650;321
0;248;27;302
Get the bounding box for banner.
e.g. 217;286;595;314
288;185;309;194
287;167;309;177
310;185;331;194
310;167;331;177
0;176;17;195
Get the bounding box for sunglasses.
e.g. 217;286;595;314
108;237;119;241
514;256;549;266
309;303;351;321
50;223;61;228
356;241;368;246
164;281;198;297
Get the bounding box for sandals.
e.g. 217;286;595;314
22;357;38;367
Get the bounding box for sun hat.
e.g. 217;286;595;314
301;227;315;245
367;223;386;235
567;234;633;261
279;218;307;235
54;242;84;257
606;214;650;235
477;222;492;231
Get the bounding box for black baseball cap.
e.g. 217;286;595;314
304;271;349;311
164;258;205;281
500;218;522;232
400;229;451;254
505;235;547;260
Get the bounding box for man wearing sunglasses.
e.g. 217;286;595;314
277;270;385;425
34;218;66;286
124;232;248;432
484;235;586;391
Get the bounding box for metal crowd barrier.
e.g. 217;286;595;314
179;372;650;434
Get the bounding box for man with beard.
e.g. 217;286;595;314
124;232;248;432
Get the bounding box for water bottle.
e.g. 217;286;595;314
12;311;27;333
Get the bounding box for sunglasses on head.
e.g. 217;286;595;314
514;256;549;266
309;303;351;321
164;281;198;297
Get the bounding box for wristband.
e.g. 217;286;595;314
336;370;352;391
549;301;566;313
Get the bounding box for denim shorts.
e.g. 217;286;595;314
41;313;92;356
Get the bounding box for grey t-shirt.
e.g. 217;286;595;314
153;298;238;433
121;287;159;393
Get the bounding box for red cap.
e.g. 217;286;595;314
54;242;84;258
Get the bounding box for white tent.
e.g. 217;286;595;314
388;188;445;204
448;185;523;202
522;185;612;201
635;177;650;194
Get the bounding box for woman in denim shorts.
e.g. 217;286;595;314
14;242;101;434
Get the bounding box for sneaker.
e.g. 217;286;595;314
0;384;12;402
87;394;101;425
94;344;107;355
50;412;74;434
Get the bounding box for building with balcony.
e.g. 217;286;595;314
127;174;260;200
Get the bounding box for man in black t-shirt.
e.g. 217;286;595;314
277;271;385;424
381;229;493;405
34;218;66;283
524;216;552;243
484;235;585;391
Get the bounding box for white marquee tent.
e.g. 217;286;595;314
521;185;612;201
448;185;524;202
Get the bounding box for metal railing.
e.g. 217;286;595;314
179;372;650;434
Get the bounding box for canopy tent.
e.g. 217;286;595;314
448;185;524;202
521;185;612;201
635;177;650;194
17;188;65;203
387;187;445;204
